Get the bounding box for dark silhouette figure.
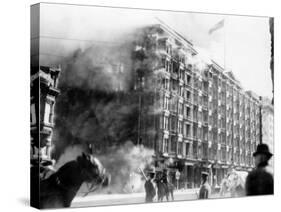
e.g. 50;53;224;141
144;173;156;203
199;172;211;199
40;153;109;208
245;144;273;196
155;171;174;202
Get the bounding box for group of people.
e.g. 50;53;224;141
144;143;274;203
199;143;274;199
144;169;171;202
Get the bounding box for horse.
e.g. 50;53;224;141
219;171;248;198
228;171;247;197
39;153;110;208
155;179;174;202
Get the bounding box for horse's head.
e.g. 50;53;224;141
77;153;110;189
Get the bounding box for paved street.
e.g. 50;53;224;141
71;189;225;208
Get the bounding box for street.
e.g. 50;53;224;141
71;189;225;208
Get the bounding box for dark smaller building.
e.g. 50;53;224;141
30;65;60;167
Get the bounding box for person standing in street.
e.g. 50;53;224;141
219;174;230;197
199;172;211;199
144;171;156;203
245;143;274;196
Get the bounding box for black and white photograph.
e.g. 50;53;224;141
30;2;274;209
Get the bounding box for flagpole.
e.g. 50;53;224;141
224;18;226;70
208;19;225;68
224;17;228;71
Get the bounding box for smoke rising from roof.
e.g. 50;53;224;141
51;40;140;158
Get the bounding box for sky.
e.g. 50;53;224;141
35;3;272;99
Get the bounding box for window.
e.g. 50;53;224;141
203;96;208;107
198;127;203;140
193;92;198;104
163;59;171;73
162;78;169;90
164;116;169;130
228;150;232;163
171;79;178;92
172;61;178;74
203;111;208;123
212;145;217;160
177;142;183;155
193;125;198;139
193;78;198;89
180;69;184;80
185;74;191;85
217;149;221;161
203;81;208;93
198;111;203;123
184;123;191;138
193;109;198;122
185;106;191;119
222;147;227;162
178;120;183;134
163;138;169;153
49;102;54;123
193;142;198;158
199;95;203;106
161;57;166;69
185;90;191;101
179;86;184;97
186;143;191;157
170;116;177;132
31;104;36;125
170;97;177;112
164;96;169;110
213;131;217;143
166;44;172;55
203;127;208;141
202;142;208;159
44;103;51;124
208;131;212;142
171;136;177;153
178;102;183;115
198;81;202;90
198;144;202;158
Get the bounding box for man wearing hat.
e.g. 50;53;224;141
245;143;274;195
144;171;156;202
199;172;211;199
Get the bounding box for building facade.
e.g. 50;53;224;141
261;97;274;168
133;24;262;188
30;66;61;168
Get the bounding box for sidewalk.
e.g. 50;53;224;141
73;188;199;203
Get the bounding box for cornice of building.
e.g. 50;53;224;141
147;24;198;55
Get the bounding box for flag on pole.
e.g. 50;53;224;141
208;19;224;34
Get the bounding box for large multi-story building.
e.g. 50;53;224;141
133;24;262;188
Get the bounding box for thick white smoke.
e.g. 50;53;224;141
97;141;155;193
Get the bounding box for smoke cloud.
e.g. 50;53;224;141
51;39;140;159
96;141;154;193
